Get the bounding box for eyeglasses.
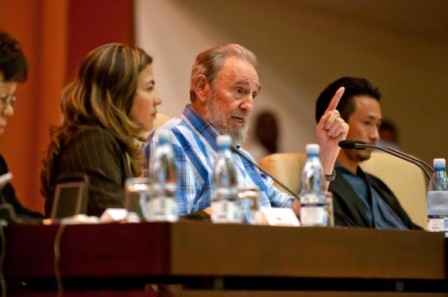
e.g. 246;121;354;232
0;94;18;108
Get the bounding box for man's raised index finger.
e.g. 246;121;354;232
326;86;345;112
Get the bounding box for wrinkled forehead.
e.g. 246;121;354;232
217;56;261;90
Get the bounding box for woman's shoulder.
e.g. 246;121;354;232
71;126;117;143
75;125;113;136
65;126;123;153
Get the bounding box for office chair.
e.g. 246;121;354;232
259;153;307;196
141;113;171;140
51;173;89;220
360;152;427;228
153;113;171;130
260;151;427;227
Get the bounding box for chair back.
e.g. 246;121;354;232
153;113;171;130
259;153;307;195
260;151;427;228
51;173;89;220
360;152;427;227
141;113;171;140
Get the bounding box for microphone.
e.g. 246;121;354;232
231;146;300;200
338;140;433;180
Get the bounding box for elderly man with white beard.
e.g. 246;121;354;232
144;44;348;216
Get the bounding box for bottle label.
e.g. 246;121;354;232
211;200;242;224
300;203;328;227
239;196;256;225
427;215;448;232
145;197;178;222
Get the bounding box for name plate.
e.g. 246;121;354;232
256;208;301;226
100;208;129;223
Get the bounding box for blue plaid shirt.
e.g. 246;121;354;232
144;105;294;215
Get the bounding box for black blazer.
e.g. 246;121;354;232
0;155;43;219
44;126;133;218
330;166;421;230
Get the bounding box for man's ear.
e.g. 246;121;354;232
192;75;211;103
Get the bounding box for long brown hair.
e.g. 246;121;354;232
41;43;152;197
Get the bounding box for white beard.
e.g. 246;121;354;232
205;95;249;145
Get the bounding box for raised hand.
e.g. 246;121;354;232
315;87;349;175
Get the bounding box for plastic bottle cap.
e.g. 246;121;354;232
217;135;232;147
306;144;320;154
433;158;446;167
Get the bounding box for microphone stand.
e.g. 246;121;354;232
361;144;433;180
347;141;433;180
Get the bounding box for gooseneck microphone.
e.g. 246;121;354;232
338;140;433;180
231;146;300;200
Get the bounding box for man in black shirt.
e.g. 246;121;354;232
315;77;420;229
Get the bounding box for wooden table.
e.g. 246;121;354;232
3;222;447;296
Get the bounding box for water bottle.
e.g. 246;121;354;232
299;144;328;226
146;129;178;222
211;135;242;223
124;177;151;222
426;158;448;232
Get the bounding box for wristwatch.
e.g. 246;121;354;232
325;170;336;182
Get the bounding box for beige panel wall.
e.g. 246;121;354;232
135;0;448;165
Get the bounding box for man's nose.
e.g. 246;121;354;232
371;126;380;140
240;95;253;113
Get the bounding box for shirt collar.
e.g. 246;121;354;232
335;163;368;180
182;104;220;151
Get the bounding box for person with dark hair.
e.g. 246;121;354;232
377;119;400;150
315;76;420;229
0;31;43;219
41;43;162;217
245;110;280;162
145;44;348;216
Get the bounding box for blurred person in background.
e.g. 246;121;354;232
0;31;43;220
41;43;162;217
377;119;401;150
244;110;280;163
